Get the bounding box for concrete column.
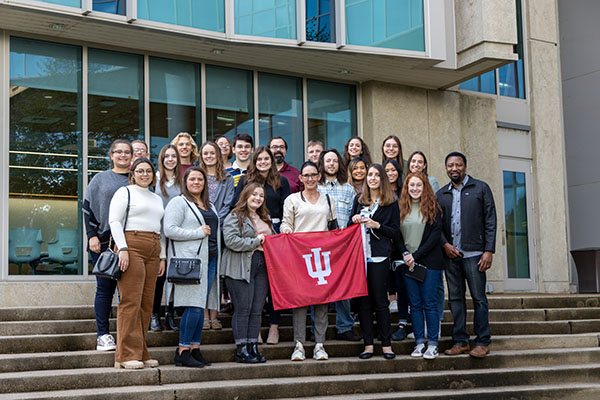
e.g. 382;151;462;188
526;0;570;292
0;30;8;282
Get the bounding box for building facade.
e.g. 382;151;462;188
0;0;571;306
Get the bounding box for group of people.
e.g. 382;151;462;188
83;132;497;369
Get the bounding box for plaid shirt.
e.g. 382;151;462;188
318;180;355;228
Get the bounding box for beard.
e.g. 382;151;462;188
274;152;285;164
450;174;463;184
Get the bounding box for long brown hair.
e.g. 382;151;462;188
343;136;372;167
245;146;281;190
181;166;210;208
198;142;226;182
407;150;430;175
381;136;404;175
318;149;347;184
400;172;441;224
358;164;397;207
231;183;273;230
348;157;366;194
157;144;182;196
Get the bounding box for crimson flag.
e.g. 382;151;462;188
263;224;368;310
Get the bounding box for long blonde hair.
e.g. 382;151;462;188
171;132;199;163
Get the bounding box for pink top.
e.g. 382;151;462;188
251;214;271;251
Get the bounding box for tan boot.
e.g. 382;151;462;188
266;324;279;344
444;344;470;355
469;345;490;358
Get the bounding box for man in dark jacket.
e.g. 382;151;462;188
436;152;496;359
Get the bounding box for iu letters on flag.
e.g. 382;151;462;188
263;224;368;310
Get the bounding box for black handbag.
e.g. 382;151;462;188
325;194;339;231
91;188;130;280
167;198;205;284
404;262;428;283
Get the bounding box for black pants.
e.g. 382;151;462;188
358;259;391;346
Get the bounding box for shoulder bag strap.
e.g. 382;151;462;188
325;193;334;222
181;195;205;256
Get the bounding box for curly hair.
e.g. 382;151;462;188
230;183;273;231
343;137;372;167
171;132;199;163
399;172;442;224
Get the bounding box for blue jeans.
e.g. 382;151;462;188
403;268;442;346
179;257;217;347
445;255;491;347
335;299;354;333
92;244;117;337
438;272;445;320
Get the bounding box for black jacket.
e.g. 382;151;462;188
436;176;497;253
396;208;444;270
348;195;400;259
231;175;291;220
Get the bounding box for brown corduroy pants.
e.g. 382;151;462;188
115;231;161;363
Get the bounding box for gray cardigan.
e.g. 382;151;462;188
163;195;221;309
212;175;235;225
221;213;271;283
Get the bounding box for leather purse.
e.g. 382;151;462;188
91;188;130;280
167;197;204;284
325;194;339;231
404;262;428;283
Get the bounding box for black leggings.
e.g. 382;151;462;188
358;259;392;346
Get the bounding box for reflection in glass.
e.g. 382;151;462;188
149;57;201;161
93;0;125;14
138;0;225;32
258;73;303;168
40;0;81;7
306;0;334;42
9;37;83;275
460;70;496;95
235;0;297;39
498;60;525;99
307;80;356;151
205;65;254;143
503;170;530;279
345;0;424;51
88;49;144;177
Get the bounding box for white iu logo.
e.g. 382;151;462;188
302;248;332;285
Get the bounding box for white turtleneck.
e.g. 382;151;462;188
109;184;164;251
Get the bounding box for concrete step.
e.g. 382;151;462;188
3;363;600;399
3;348;600;394
2;294;599;321
1;332;599;374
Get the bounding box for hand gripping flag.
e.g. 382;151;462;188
263;224;368;310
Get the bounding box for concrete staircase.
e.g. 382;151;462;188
1;295;600;399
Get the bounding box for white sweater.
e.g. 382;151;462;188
109;185;164;253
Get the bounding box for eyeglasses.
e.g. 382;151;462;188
133;149;147;154
301;173;319;180
112;150;132;155
134;169;153;175
270;145;286;150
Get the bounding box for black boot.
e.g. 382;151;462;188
235;343;258;364
247;342;266;363
174;348;204;368
150;313;163;332
191;348;211;366
165;312;179;331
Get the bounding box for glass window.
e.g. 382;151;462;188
460;70;496;95
345;0;425;51
138;0;225;32
306;0;334;43
307;79;356;151
503;170;530;279
205;65;254;143
499;0;525;99
93;0;126;15
40;0;81;7
149;57;201;161
88;49;144;177
258;73;303;168
9;37;83;276
235;0;297;39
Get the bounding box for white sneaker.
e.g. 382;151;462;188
411;343;426;357
291;341;305;361
313;343;329;360
407;332;415;339
423;345;439;360
97;334;116;351
388;300;398;313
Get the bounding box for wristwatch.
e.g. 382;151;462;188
402;251;410;257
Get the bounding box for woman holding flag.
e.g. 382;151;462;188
349;163;400;360
280;161;334;362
